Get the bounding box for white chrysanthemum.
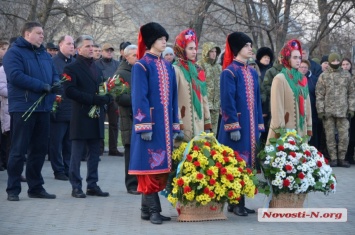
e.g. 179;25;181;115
272;162;278;167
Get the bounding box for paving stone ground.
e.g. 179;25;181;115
0;149;353;235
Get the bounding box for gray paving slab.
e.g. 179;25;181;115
0;152;353;235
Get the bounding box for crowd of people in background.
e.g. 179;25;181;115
0;20;354;224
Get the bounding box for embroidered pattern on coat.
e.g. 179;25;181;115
148;149;166;169
241;66;256;167
156;58;172;170
135;123;152;132
134;108;146;122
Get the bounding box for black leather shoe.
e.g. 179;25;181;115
55;174;69;181
7;194;19;201
244;207;255;214
233;206;248;216
28;190;56;199
72;188;86;198
108;150;124;156
86;186;109;197
159;214;171;221
128;189;141;195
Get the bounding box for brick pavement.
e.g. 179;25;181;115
0;151;353;235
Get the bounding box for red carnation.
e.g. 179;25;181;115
186;154;193;162
226;174;234;181
289;152;296;158
224;157;230;163
203;187;210;194
193;161;200;167
288;140;296;145
193;145;200;151
209;178;216;185
234;151;240;158
222;150;228;156
283;179;290;187
240;180;245;187
246;168;252;174
277;145;285;151
208;191;215;198
330;184;335;190
238;167;243;173
285;164;292;172
317;151;323;156
220;167;227;175
62;73;72;81
210;150;217;156
196;173;204;180
305;150;311;156
236;156;244;162
302;158;307;163
183;186;191;194
317;161;322;167
228;191;234;198
215;162;222;168
207;169;214;176
204;142;211;147
177;178;184;186
298;172;305;180
325;158;329;165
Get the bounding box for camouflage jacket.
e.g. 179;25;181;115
196;42;222;110
316;68;355;117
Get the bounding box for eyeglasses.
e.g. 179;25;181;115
299;66;308;69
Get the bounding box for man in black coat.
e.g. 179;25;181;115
50;35;75;181
64;35;112;198
114;44;139;195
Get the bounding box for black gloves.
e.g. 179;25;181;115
93;94;113;105
51;82;62;94
43;84;51;94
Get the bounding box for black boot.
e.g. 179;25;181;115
141;194;150;220
233;196;248;216
146;193;162;224
227;203;235;212
153;192;171;221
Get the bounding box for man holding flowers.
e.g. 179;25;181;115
63;35;112;198
3;21;59;201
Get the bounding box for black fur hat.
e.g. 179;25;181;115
256;47;274;63
227;32;252;56
140;22;169;49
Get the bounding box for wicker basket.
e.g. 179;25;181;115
177;202;227;222
269;193;307;208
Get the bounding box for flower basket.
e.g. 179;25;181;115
177;202;226;222
166;132;258;221
257;129;336;202
269;193;306;208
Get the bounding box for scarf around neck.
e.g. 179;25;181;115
281;67;309;130
174;59;207;119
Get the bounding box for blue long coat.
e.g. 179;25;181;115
129;52;180;175
218;60;264;167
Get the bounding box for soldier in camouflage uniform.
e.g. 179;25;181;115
196;42;222;134
315;53;355;168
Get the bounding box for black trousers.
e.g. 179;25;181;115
124;144;138;191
